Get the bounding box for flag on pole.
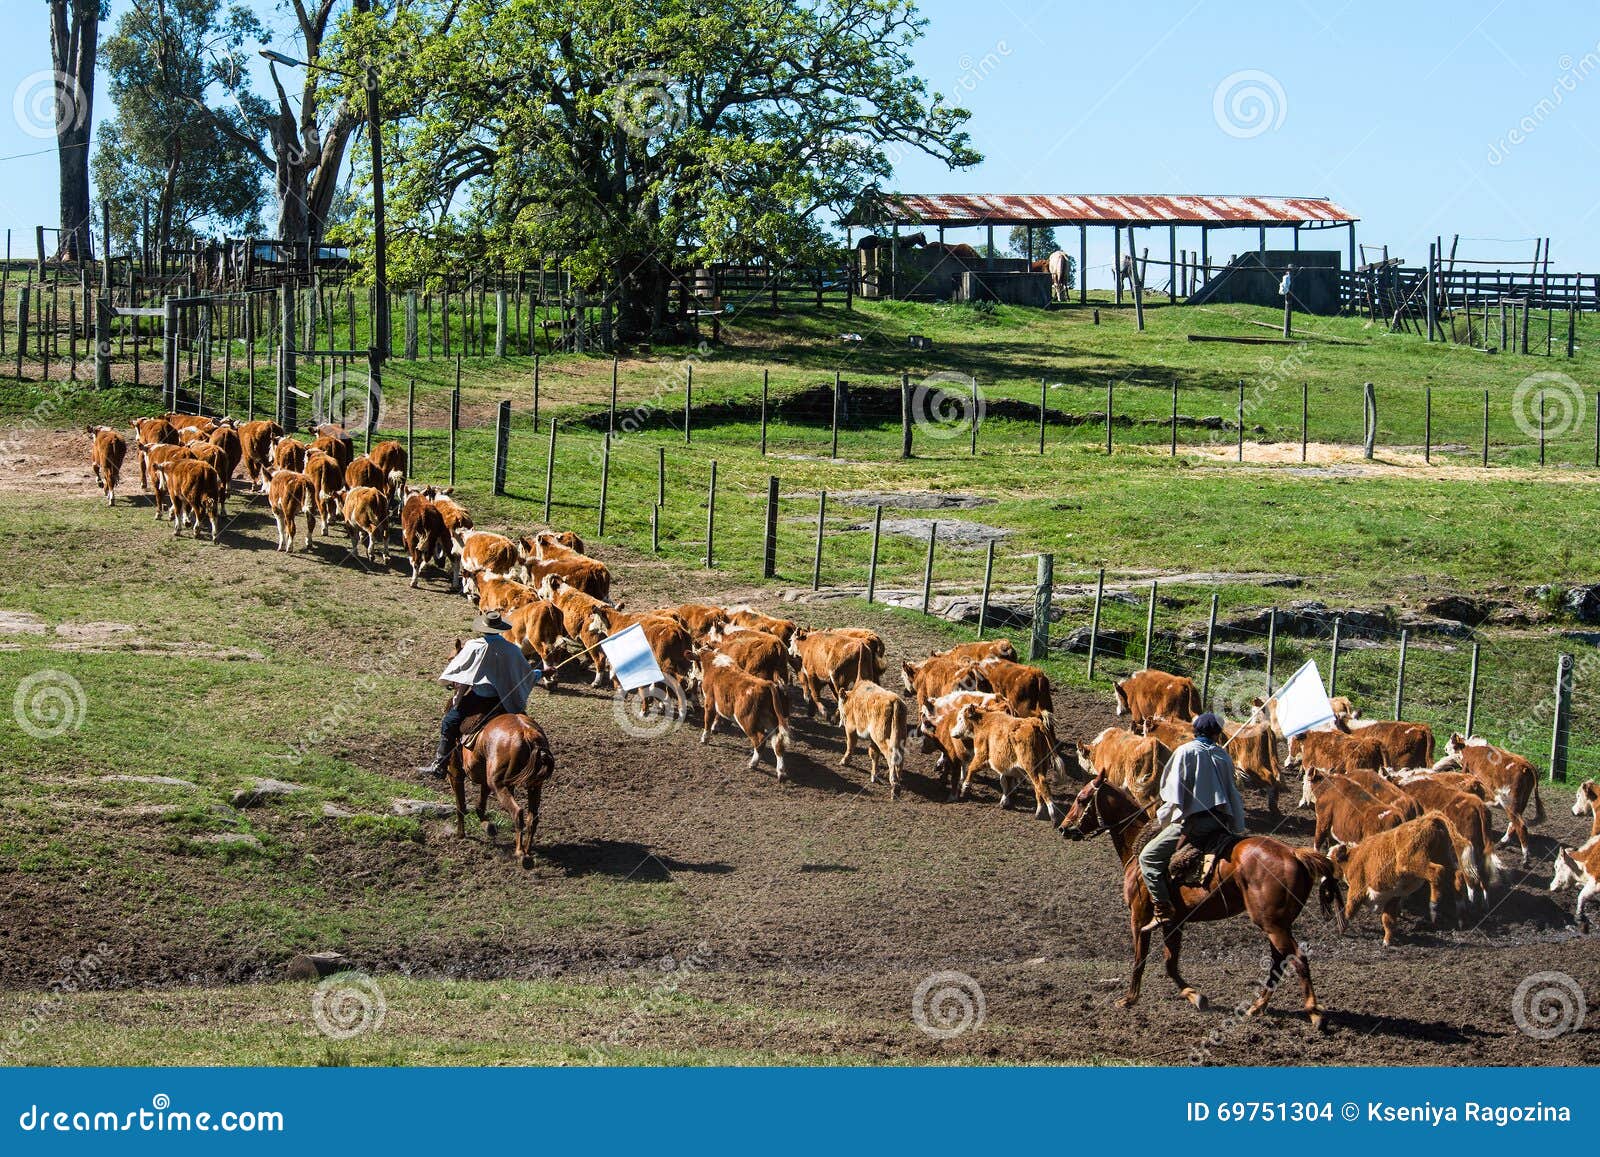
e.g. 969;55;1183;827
1272;659;1335;738
597;625;665;692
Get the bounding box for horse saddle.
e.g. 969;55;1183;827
1170;830;1243;890
457;705;505;753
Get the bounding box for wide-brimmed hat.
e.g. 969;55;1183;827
473;610;513;633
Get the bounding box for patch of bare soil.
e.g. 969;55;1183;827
2;424;1596;1066
1183;439;1596;482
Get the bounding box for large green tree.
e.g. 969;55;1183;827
367;0;978;338
93;0;265;256
46;0;105;262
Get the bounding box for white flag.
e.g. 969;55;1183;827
1273;659;1335;738
598;624;665;692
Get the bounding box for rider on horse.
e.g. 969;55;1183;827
1138;712;1247;936
421;611;544;779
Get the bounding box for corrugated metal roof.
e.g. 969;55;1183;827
852;192;1356;227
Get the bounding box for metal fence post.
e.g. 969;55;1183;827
448;379;459;487
596;431;610;537
763;476;779;579
760;368;769;456
1086;568;1106;680
1394;629;1409;718
1551;652;1573;782
542;419;556;523
1464;640;1480;738
921;522;937;615
1265;609;1278;694
1142;580;1158;670
977;539;995;638
1030;553;1053;661
866;505;882;604
1201;593;1218;704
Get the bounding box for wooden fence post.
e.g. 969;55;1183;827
1539;389;1547;466
609;355;619;435
493;399;510;496
900;372;913;458
1142;580;1158;670
831;370;841;459
1038;377;1047;455
1030;553;1053;661
406;378;415;471
1265;609;1278;693
651;503;659;554
495;290;507;358
760;368;769;456
704;459;716;568
1301;381;1308;462
448;379;459;487
1236;379;1244;461
1086;568;1106;680
13;286;26;378
166;294;181;412
1201;593;1218;703
1169;379;1178;456
542;420;556;523
969;374;979;456
866;505;883;604
596;431;610;536
921;522;937;615
763;476;779;579
978;539;995;639
1550;652;1573;782
1394;629;1409;718
1329;616;1342;697
1105;381;1113;455
811;490;826;590
1363;382;1376;459
532;353;540;429
94;292;111;390
684;363;693;444
1482;389;1490;467
404;291;418;361
1464;640;1480;738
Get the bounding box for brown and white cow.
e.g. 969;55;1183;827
541;576;617;686
237;420;282;490
1337;718;1434;769
400;488;453;589
308;431;353;471
1074;727;1169;813
1397;777;1499;904
975;657;1055;731
1572;780;1600;841
527;553;612;601
266;470;316;551
1435;734;1544;863
837;680;908;797
586;606;696;697
271;436;308;475
503;600;581;686
1330;813;1465;945
900;654;989;714
790;628;883;720
727;606;798;645
1226;718;1286;817
342;486;390;562
934;639;1018;663
459;531;529;598
689;655;791;780
183;442;231;517
303;451;345;533
131;417;178;490
1291;730;1386;806
917;690;1002;800
702;630;790;687
207;423;243;483
85;425;126;505
153;459;223;541
369;439;408;502
950;704;1063;819
1114;669;1202;728
666;603;730;642
1308;770;1408;851
141;443;194;520
1549;839;1600;930
476;577;543;614
344;453;386;493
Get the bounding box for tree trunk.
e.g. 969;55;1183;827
48;0;99;263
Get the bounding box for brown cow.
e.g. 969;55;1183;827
184;442;231;517
586;606;696;697
1337;718;1434;769
131;417;178;490
1115;669;1201;727
342;486;390;562
266;470;316;551
523;529;587;558
1290;730;1386;805
790;628;883;720
237;420;282;489
1331;813;1464;945
975;657;1054;730
271;436;308;475
837;680;908;798
309;433;353;472
951;704;1064;819
400;488;453;589
727;606;798;644
1436;734;1544;863
1074;727;1168;812
459;531;529;598
207;424;243;482
527;553;612;601
1226;718;1286;817
1548;839;1600;930
141;443;194;520
1309;771;1407;851
369;439;408;501
666;603;730;642
541;576;616;686
476;577;543;614
503;600;581;686
703;630;790;686
934;640;1018;662
688;655;791;780
303;451;346;534
918;690;1003;800
1397;778;1499;904
900;654;989;714
344;454;385;492
1572;780;1600;841
153;458;223;541
85;426;126;506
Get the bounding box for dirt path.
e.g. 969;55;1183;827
2;425;1595;1066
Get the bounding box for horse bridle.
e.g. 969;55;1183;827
1076;779;1144;842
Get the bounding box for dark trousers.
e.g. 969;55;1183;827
436;690;500;760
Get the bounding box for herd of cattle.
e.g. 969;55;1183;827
81;416;1600;943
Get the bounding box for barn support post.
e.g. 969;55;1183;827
866;504;883;603
1394;629;1409;718
900;373;913;458
1168;224;1177;302
1078;225;1087;303
1346;223;1356;297
760;369;769;456
1464;641;1481;738
985;224;995;271
1201;593;1218;703
977;539;996;639
1329;617;1342;697
596;432;610;537
1363;382;1377;459
404;292;418;361
704;460;717;568
1086;568;1106;680
1200;227;1210;285
1550;652;1574;782
657;445;665;508
493;399;511;497
542;420;557;522
921;522;937;615
1131;256;1145;331
1030;553;1053;661
448;377;460;487
831;370;841;458
1113;227;1123;306
811;490;826;590
1142;580;1158;671
1265;610;1278;694
764;473;784;579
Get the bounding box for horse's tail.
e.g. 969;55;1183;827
1295;848;1345;931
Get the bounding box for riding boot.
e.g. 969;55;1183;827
419;734;454;780
1140;900;1178;934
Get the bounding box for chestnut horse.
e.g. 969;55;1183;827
446;692;555;869
1058;772;1341;1028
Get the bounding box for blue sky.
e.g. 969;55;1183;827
0;0;1595;287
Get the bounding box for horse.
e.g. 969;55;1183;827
443;676;555;868
1057;772;1340;1028
1045;250;1072;301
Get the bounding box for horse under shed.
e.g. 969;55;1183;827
845;191;1358;311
